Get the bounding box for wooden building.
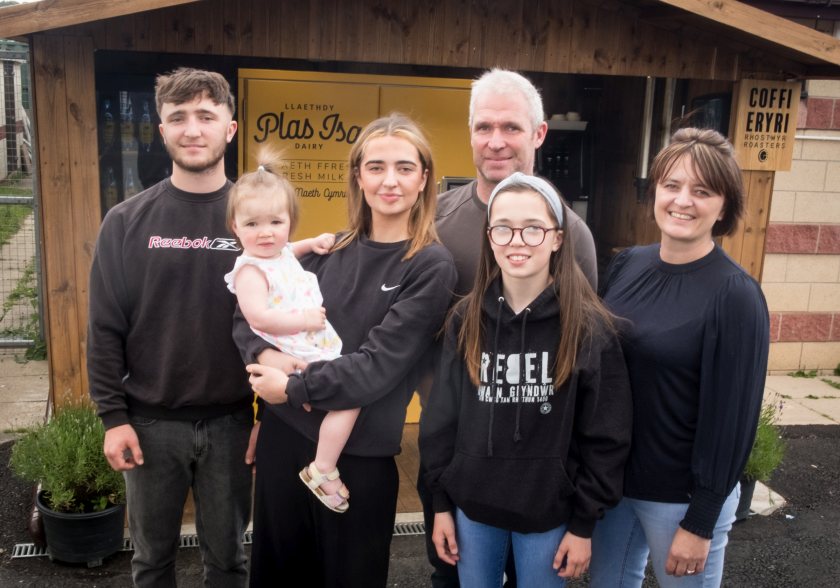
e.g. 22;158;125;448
1;0;839;407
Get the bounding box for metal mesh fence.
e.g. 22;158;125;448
1;42;40;352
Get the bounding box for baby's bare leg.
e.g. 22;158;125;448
314;408;360;496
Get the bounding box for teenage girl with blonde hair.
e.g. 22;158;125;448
235;114;457;587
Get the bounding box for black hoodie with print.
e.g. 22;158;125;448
420;279;632;538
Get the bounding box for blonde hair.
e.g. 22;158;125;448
333;113;439;261
226;147;299;242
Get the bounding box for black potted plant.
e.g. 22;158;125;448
9;402;126;565
736;401;786;521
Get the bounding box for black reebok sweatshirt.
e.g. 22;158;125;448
88;179;252;429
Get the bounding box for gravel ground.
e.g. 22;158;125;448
1;424;838;587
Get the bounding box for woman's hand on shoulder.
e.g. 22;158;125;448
554;532;591;579
432;511;459;566
665;527;711;577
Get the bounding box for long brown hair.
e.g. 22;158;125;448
457;184;614;388
333;113;439;260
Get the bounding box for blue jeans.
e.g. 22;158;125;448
124;409;253;587
589;486;740;588
455;508;567;588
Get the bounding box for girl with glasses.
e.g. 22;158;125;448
420;172;632;586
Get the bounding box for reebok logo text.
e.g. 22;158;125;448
148;236;239;251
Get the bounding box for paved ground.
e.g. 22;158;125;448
0;354;48;445
2;354;840;586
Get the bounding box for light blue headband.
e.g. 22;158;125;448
486;172;565;227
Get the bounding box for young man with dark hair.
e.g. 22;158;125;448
88;68;253;587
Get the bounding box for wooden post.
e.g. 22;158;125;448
720;170;774;281
32;34;100;408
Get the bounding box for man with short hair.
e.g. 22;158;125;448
88;68;253;587
420;68;598;587
436;68;597;296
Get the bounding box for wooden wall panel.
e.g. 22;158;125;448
521;0;546;71
570;2;620;75
334;1;363;64
541;1;573;73
309;0;338;62
441;0;471;66
166;3;197;54
105;13;136;50
427;0;447;67
235;1;254;59
132;10;153;52
60;0;810;81
62;36;100;402
33;36;86;406
143;8;169;54
385;0;408;65
465;1;485;69
720;170;772;280
481;0;522;70
221;1;241;58
279;1;310;60
250;0;270;58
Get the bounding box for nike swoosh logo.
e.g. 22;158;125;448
381;284;400;292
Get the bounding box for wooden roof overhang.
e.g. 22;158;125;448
1;0;838;79
0;0;201;38
638;0;840;78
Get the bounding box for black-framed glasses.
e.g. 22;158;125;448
487;225;561;247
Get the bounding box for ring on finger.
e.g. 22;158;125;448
687;569;696;575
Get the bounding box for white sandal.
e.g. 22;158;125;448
299;462;350;513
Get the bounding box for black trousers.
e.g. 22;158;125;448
250;410;399;588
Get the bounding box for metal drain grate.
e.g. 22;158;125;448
393;521;425;536
12;525;417;559
11;538;134;559
11;543;47;558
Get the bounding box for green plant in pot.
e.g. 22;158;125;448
736;401;786;521
9;402;126;565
